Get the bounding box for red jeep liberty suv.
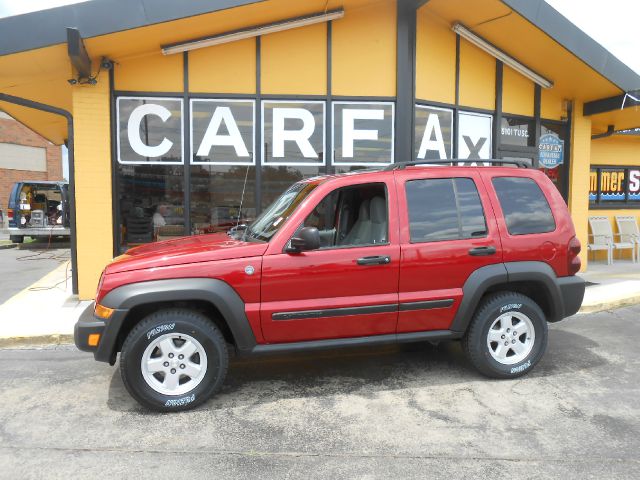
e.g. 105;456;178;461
75;161;585;411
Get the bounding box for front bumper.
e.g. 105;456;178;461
74;302;106;352
558;275;586;318
74;302;127;364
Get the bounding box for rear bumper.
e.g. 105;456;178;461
558;275;586;319
74;302;127;364
8;226;70;236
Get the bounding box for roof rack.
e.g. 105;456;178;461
384;159;530;171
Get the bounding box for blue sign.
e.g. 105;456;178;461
538;133;564;169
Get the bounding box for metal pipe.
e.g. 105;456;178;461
0;93;78;294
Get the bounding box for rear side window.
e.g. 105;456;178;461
492;177;555;235
405;178;487;243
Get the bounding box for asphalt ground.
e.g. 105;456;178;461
0;305;638;479
0;247;70;305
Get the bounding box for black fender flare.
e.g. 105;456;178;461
99;278;257;359
449;261;569;333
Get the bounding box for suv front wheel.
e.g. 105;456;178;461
120;309;229;411
462;292;548;379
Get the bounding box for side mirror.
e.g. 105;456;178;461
227;224;247;238
287;226;320;253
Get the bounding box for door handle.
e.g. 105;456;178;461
468;246;497;256
356;255;391;266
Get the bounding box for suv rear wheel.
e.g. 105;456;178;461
120;309;229;412
462;292;548;379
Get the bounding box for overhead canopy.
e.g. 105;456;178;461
0;0;639;142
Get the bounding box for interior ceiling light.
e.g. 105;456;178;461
452;23;553;89
162;8;345;55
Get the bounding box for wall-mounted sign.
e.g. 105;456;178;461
629;169;640;201
191;99;255;165
117;97;184;164
332;102;395;166
414;105;453;160
457;111;492;162
117;97;394;167
599;168;626;201
262;100;325;166
538;133;564;169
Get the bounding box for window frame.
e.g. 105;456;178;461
404;176;488;244
290;182;390;251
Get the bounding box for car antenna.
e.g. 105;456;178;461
236;164;250;229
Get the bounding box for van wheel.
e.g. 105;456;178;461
462;292;547;379
120;309;228;412
9;235;23;244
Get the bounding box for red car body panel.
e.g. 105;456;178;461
93;167;579;347
393;168;504;332
477;168;576;277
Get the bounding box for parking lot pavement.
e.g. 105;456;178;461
0;247;70;305
1;305;639;479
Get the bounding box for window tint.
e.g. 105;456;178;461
492;177;555;235
456;179;488;238
405;178;486;243
300;183;388;248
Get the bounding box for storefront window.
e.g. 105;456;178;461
332;101;394;166
500;116;535;147
191;99;255;165
414;105;453;160
117;97;185;250
457;111;492;160
118;164;184;249
539;121;568;200
117;97;183;164
261;165;322;210
262;101;325;166
191;165;256;235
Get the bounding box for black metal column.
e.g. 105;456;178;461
395;0;419;163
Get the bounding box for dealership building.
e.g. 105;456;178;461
0;0;639;299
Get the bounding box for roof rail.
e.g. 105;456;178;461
384;159;530;171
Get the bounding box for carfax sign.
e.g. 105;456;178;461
538;133;564;169
117;97;395;166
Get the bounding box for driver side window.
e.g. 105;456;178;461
302;183;388;249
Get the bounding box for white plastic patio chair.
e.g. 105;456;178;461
588;216;613;264
615;215;639;263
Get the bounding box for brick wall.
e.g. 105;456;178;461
0;114;63;215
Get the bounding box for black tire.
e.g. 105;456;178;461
120;309;229;412
462;292;548;379
9;235;24;244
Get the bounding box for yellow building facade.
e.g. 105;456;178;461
0;0;639;299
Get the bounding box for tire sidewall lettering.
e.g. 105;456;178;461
479;298;547;377
123;316;224;411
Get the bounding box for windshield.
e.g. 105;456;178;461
242;181;318;242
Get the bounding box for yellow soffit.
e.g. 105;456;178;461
590;106;640;135
0;0;383;143
424;0;623;102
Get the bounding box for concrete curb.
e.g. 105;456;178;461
0;243;17;250
578;294;640;314
0;334;74;349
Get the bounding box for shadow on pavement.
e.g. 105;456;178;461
106;328;608;414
